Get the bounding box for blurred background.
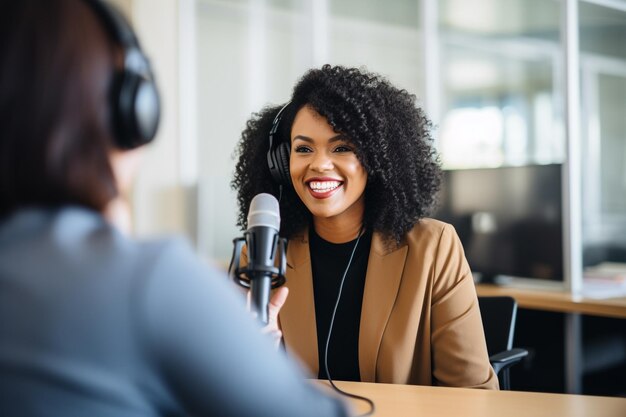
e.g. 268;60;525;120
111;0;625;283
108;0;625;396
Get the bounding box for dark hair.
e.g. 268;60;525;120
233;65;441;244
0;0;118;219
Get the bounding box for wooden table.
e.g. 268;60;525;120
476;283;626;394
318;381;626;417
476;284;626;318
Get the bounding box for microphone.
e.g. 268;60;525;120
229;193;287;325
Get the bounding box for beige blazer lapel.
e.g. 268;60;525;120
279;233;319;375
359;232;407;382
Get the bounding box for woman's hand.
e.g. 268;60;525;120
250;286;289;350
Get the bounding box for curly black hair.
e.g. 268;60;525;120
232;65;441;244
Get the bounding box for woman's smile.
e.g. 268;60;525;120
306;177;343;199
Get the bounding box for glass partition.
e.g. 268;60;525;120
579;1;626;269
438;0;564;169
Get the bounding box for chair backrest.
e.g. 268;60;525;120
478;296;518;356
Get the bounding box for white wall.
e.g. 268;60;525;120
107;0;194;242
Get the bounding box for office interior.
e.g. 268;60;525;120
110;0;626;397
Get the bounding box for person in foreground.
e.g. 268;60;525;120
233;65;499;389
0;1;348;416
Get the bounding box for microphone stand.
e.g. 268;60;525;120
229;236;287;324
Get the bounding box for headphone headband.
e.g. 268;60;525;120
84;0;140;50
268;101;291;150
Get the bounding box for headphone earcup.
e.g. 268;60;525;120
84;0;161;149
266;102;292;186
275;142;291;185
268;141;291;186
111;70;160;149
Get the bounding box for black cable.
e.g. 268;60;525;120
323;228;375;417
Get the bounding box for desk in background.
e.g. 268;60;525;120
319;381;626;417
476;284;626;394
476;284;626;318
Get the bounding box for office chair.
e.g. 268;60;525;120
478;296;529;390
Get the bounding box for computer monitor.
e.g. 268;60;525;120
433;164;563;283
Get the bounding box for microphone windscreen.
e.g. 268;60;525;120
247;193;280;231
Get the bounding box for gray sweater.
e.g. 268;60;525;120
0;207;347;417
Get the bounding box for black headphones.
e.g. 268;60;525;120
266;102;292;186
85;0;160;149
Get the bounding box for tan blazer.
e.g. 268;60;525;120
279;218;499;389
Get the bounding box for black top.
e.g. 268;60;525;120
310;227;372;382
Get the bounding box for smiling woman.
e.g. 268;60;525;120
232;65;499;390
